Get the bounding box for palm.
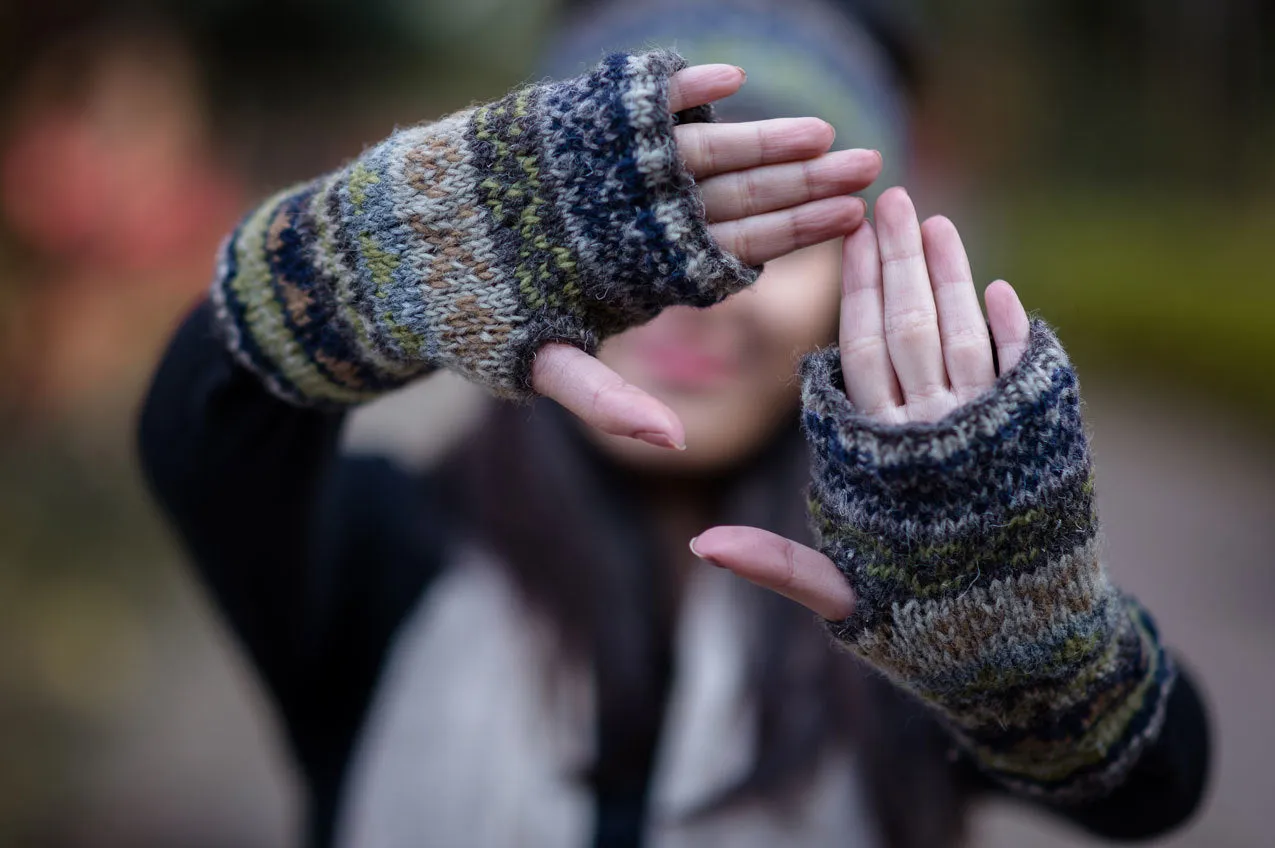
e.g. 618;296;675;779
692;188;1032;620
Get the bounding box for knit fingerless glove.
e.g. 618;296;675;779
210;50;756;405
801;320;1175;802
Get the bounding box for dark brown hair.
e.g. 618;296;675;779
438;400;971;847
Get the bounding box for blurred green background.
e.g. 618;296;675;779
0;1;1272;846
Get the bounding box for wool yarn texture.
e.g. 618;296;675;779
210;50;757;405
800;320;1175;802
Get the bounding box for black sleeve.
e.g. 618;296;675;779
1045;662;1211;840
137;298;451;840
961;660;1211;842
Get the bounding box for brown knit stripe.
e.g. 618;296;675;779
385;112;527;393
966;610;1166;782
846;538;1111;683
941;609;1142;731
995;657;1177;803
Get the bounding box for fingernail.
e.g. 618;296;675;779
689;536;723;566
635;431;683;450
734;66;747;84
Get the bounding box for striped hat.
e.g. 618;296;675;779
540;0;912;196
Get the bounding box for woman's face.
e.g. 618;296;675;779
592;239;843;472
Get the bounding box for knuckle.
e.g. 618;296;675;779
839;334;887;359
863;401;904;422
790;204;828;246
590;375;633;415
739;170;760;217
930;273;974;292
680;126;710;173
702;130;723;174
879;247;925;268
731;223;754;264
779;539;799;590
941;329;991;363
752;122;769;162
884;306;937;338
907;382;952;405
799;158;817;199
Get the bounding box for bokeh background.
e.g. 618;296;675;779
1;1;1272;845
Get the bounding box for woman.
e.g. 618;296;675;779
138;3;1209;846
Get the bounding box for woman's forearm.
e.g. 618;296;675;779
802;321;1178;802
210;50;755;408
138;299;345;692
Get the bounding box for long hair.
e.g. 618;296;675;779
436;400;970;847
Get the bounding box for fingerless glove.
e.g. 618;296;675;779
801;320;1175;802
211;50;756;405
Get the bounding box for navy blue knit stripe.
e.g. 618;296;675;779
217;218;305;402
264;188;400;396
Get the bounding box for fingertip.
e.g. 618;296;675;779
794;117;837;153
844;213;871;244
986;278;1016;296
821;119;836;147
874;185;913;220
920;214;956;238
985;279;1026;321
669;63;746;112
633;405;686;450
863;148;885;178
986;279;1031;370
688;535;721;565
635;431;684;450
690;524;728;553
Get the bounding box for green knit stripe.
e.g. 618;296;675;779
939;612;1133;730
473;98;558;311
968;610;1163;783
227;188;370;404
306;173;411;378
847;540;1109;685
508;88;586;314
820;478;1097;600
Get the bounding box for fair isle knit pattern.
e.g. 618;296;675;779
210;50;757;405
800;320;1175;802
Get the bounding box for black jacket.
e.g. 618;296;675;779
138;301;1210;847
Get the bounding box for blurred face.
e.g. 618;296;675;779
591;239;842;473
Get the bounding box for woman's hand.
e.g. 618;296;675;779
532;64;882;449
690;186;1031;619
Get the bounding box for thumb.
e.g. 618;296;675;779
690;526;855;621
531;343;686;450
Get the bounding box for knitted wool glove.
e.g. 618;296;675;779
210;51;756;405
800;320;1175;802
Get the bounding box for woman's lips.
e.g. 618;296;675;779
632;337;741;388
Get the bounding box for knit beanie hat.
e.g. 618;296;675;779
540;0;911;197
